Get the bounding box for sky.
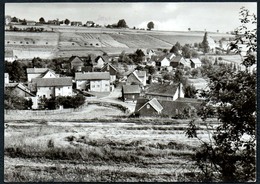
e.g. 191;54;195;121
5;2;257;33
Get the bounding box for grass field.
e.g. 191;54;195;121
4;117;219;182
5;26;234;59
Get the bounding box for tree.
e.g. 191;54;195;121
191;68;199;78
117;19;128;28
170;45;179;55
11;17;18;22
64;19;70;25
184;84;197;98
181;45;191;58
39;17;45;23
186;7;256;182
188;28;191;31
147;21;154;30
175;42;181;50
201;32;210;53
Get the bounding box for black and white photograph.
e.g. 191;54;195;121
4;2;257;182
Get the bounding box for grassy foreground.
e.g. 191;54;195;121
4;118;218;182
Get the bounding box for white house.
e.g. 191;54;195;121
27;68;58;82
5;73;9;84
75;72;110;92
32;77;73;99
189;58;202;68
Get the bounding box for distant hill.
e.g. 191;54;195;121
5;25;234;59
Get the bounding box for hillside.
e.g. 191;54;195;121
5;25;234;59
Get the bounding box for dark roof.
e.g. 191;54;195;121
32;77;72;87
171;55;183;63
75;72;110;80
69;56;84;64
151;55;167;62
122;85;141;94
146;83;179;97
160;98;202;116
136;98;163;113
5;83;35;96
101;63;117;72
135;97;202;116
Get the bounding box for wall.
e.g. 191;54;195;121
90;80;110;92
76;80;88;91
37;86;54;98
54;86;72;96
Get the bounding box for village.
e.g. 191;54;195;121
5;35;226;119
4;3;257;182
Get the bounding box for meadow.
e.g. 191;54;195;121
4;117;219;182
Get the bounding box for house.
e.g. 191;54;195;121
26;68;58;82
170;56;190;68
101;63;118;83
47;19;59;25
135;98;163;117
5;83;35;97
5;73;9;84
145;83;184;101
122;85;141;102
152;55;170;71
71;21;82;26
5;50;16;62
126;70;147;86
69;56;84;71
26;20;36;26
75;72;110;92
5;83;38;109
189;58;202;68
86;21;95;27
32;77;73;99
5;15;12;25
166;53;176;60
135;97;202;117
94;56;108;69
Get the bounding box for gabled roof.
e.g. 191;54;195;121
122;85;141;94
101;63;117;72
190;58;202;65
5;83;35;96
135;70;146;77
138;98;163;113
146;83;179;97
171;56;183;63
151;55;169;63
75;72;110;80
38;69;58;78
32;77;72;87
127;71;143;84
69;56;84;64
95;56;109;63
166;53;176;60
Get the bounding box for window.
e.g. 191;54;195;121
49;87;52;90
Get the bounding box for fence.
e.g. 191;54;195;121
5;106;84;116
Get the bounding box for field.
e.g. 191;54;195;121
4;117;218;182
5;25;234;59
